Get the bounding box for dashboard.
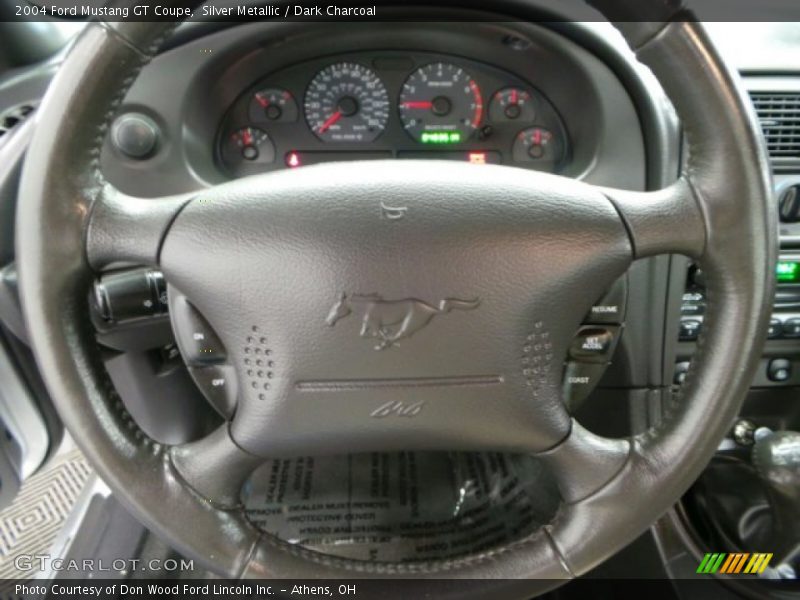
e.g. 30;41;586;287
2;15;800;592
94;20;646;198
217;52;568;177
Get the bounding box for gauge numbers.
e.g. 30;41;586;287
512;126;563;164
249;87;299;123
489;87;535;122
304;62;390;142
398;62;483;144
221;127;275;166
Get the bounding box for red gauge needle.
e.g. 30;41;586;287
255;93;269;108
318;110;342;134
402;101;433;109
243;129;253;146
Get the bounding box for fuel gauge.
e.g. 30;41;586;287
512;126;563;164
248;87;299;123
490;87;535;122
221;127;275;170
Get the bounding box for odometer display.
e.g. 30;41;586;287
304;62;389;143
399;62;483;144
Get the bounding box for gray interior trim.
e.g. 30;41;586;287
12;0;776;591
0;335;48;479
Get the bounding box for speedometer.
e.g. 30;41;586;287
398;63;483;144
304;62;390;143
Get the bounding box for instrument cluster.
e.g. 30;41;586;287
217;52;569;177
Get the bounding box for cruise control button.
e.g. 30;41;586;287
171;295;226;365
569;326;620;363
782;318;800;338
679;319;702;341
768;318;783;339
767;358;792;383
190;365;238;418
563;362;608;410
587;277;627;324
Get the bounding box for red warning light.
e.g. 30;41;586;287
468;152;487;165
286;152;302;168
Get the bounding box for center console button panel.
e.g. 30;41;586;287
767;358;792;383
782;317;800;338
678;318;702;341
768;318;783;339
674;361;691;385
678;255;800;388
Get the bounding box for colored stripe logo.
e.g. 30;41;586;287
697;553;773;574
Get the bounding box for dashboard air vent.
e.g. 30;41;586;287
0;104;35;141
750;92;800;160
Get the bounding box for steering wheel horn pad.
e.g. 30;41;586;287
15;2;776;592
159;162;630;458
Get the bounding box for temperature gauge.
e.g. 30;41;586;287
221;127;275;170
248;88;299;123
489;88;535;122
512;127;563;164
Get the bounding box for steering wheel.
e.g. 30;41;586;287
15;0;775;594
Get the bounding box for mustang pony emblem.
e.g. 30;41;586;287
326;293;480;350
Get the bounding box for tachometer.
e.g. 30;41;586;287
398;63;483;144
304;62;389;142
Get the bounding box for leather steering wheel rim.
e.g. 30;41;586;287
15;1;775;594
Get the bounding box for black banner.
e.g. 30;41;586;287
2;578;800;600
3;0;800;23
